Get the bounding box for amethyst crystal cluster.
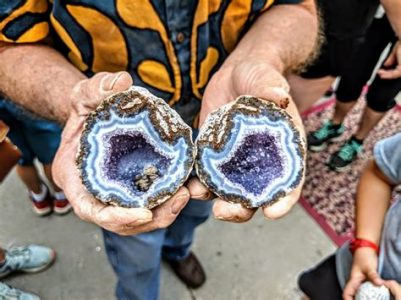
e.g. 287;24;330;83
78;89;304;209
77;87;195;208
195;96;305;208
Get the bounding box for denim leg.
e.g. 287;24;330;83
103;228;166;300
162;199;212;261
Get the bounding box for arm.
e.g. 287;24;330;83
343;161;393;300
199;0;318;125
0;43;85;122
223;0;318;76
190;0;318;221
0;43;190;235
355;161;392;245
381;0;401;38
378;0;401;79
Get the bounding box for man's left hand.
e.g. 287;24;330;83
378;41;401;79
188;59;305;222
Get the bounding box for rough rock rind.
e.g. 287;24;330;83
195;95;305;208
77;86;195;209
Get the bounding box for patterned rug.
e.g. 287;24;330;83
300;97;401;246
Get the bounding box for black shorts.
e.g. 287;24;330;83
301;37;364;78
335;17;400;112
298;254;343;300
301;0;379;78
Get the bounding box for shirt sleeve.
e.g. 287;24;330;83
0;0;50;43
374;132;401;185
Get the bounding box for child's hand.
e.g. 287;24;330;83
384;280;401;299
343;248;384;300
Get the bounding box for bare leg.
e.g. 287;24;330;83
287;74;335;113
16;165;42;193
0;248;4;263
332;100;357;125
43;164;62;192
354;106;386;140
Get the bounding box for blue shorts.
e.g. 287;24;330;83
0;99;62;166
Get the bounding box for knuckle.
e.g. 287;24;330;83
71;80;86;98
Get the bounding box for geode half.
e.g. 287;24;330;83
195;96;305;208
77;86;195;208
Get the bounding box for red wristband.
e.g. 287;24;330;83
350;238;380;255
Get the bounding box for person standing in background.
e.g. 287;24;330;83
307;12;401;171
0;100;71;216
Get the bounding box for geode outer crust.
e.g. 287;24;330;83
195;96;305;208
77;87;195;209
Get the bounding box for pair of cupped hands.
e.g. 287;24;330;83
53;61;305;236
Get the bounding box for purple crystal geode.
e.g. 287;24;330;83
195;96;305;208
77;87;195;208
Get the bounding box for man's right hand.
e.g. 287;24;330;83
343;247;384;300
52;72;190;235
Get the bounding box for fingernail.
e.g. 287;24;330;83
171;195;188;214
272;86;290;96
192;191;211;200
279;97;289;109
102;72;124;91
215;216;238;222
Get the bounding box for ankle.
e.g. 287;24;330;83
0;251;6;267
331;118;343;127
30;183;48;202
328;121;342;130
54;191;66;200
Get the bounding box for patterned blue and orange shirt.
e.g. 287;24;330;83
0;0;301;126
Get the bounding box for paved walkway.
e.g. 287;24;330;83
1;170;335;300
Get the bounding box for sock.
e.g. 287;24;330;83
54;191;66;200
29;184;47;202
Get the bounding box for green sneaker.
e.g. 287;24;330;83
328;137;363;172
0;282;40;300
0;245;56;279
307;121;345;152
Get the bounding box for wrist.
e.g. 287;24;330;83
350;238;380;255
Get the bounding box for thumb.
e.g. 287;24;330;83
343;275;365;300
100;71;133;93
251;86;291;109
71;72;133;115
367;270;384;286
383;50;396;68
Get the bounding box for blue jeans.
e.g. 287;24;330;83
0;98;62;166
103;199;212;300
